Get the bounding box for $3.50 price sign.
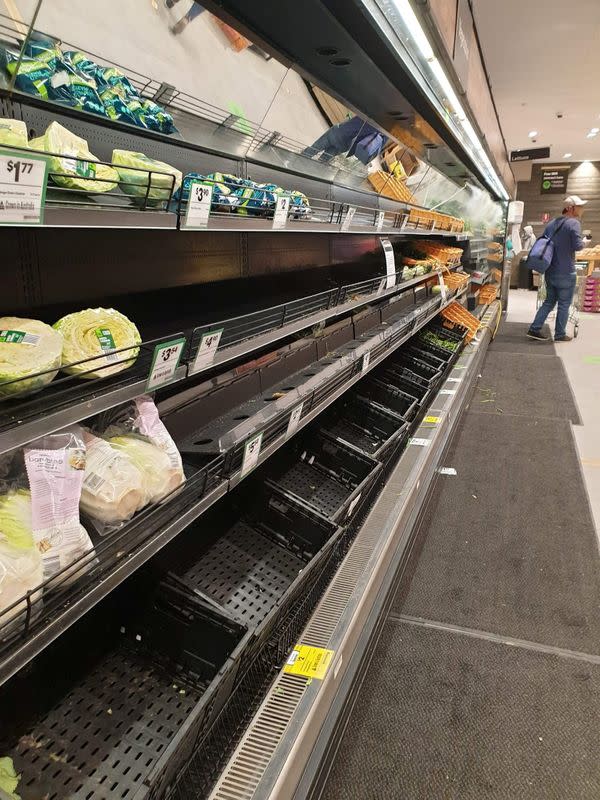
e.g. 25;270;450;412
0;148;49;225
146;337;186;391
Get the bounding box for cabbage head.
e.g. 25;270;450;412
0;757;21;799
108;435;184;504
0;317;63;398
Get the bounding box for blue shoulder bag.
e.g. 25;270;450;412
525;218;566;273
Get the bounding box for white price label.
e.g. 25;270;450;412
347;492;363;518
0;149;48;225
381;238;396;289
410;438;430;447
272;195;290;230
440;389;457;395
439;467;457;476
183;180;213;229
191;328;223;374
286;403;304;439
376;277;387;296
447;377;462;383
361;351;371;374
241;432;263;477
146;338;186;391
341;206;356;231
376;210;385;231
438;271;448;302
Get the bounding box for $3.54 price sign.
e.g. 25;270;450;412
146;337;186;391
0;148;48;225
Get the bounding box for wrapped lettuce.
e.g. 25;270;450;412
1;46;52;100
80;431;146;525
112;149;182;205
0;488;43;629
108;435;183;504
47;65;107;118
0;317;63;398
24;428;95;586
29;122;118;193
53;307;141;380
0;119;28;149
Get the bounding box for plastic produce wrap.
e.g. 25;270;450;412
107;435;181;504
53;307;141;379
29;121;119;193
99;88;139;126
80;430;146;526
0;118;28;149
47;66;107;118
0;317;63;398
1;46;53;100
0;488;43;630
112;149;182;205
24;428;95;586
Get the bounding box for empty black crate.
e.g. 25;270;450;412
379;366;430;404
354;377;419;422
265;431;380;523
403;344;447;371
317;394;409;459
389;351;443;387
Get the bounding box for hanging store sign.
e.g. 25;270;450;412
182;180;213;229
510;146;551;162
453;0;475;92
0;149;48;225
540;166;569;194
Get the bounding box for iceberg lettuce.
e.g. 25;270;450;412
0;317;63;398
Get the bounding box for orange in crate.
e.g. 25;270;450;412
440;302;481;342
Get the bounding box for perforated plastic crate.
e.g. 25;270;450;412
354;377;419;422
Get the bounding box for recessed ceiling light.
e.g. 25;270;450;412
528;130;538;137
586;131;597;138
563;153;572;158
591;127;600;134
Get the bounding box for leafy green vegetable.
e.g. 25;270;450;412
111;149;182;205
0;757;20;799
0;119;28;149
0;317;63;398
108;435;184;504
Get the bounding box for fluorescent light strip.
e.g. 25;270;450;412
389;0;509;199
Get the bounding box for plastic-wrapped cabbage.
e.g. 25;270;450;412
1;46;52;100
63;50;98;80
0;488;43;629
53;308;141;380
80;431;146;525
29;122;118;193
47;66;107;118
99;88;138;126
112;149;182;205
0;756;21;799
0;119;28;149
108;435;183;504
0;317;63;398
24;428;95;586
94;65;140;98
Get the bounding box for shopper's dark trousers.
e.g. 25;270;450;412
530;272;576;338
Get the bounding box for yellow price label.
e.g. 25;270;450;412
424;415;441;424
284;645;334;680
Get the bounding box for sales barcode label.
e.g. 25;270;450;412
84;472;105;493
42;555;61;581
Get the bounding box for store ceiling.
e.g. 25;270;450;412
472;0;600;163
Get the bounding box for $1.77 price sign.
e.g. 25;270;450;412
146;337;186;391
0;148;48;225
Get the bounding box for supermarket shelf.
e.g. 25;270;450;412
0;268;450;455
205;304;499;800
0;287;462;689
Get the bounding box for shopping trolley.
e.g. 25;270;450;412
535;274;581;338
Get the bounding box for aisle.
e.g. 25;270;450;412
322;307;600;799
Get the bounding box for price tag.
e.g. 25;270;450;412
376;210;385;231
272;195;290;230
439;467;457;476
191;328;223;374
341;206;356;231
447;377;462;383
361;351;371;374
440;389;456;395
0;148;48;225
241;432;263;477
410;438;430;447
347;492;362;518
438;271;448;302
381;238;396;289
284;645;334;680
286;403;304;439
146;337;186;391
183;180;213;229
424;415;442;424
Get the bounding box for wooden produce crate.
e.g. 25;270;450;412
368;170;415;203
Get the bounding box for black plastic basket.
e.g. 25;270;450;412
403;344;447;371
264;431;381;523
378;367;429;404
317;393;409;460
354;377;419;422
389;351;443;388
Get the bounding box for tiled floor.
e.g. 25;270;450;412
507;289;600;534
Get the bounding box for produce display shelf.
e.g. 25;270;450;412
0;267;449;456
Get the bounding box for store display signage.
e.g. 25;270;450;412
284;644;334;680
0;148;48;225
272;195;289;230
241;432;263;477
361;351;371;374
285;403;304;439
376;210;385;231
341;206;356;231
540;166;569;194
347;492;363;518
510;146;551;162
146;337;186;391
453;0;474;91
182;180;213;229
440;388;457;395
191;328;223;374
438;271;448;302
410;437;430;447
381;238;396;288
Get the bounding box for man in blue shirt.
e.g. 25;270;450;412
528;195;586;341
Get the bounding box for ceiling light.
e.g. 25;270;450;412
528;130;538;137
591;127;600;134
563;153;572;158
586;131;597;138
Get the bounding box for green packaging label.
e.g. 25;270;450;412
76;160;96;178
95;328;115;350
0;329;40;345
